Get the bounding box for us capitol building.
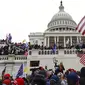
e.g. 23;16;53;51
29;1;85;47
28;1;84;71
0;1;84;76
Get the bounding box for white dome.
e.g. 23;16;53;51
51;11;73;21
51;1;73;21
46;1;77;31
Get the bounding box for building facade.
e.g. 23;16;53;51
28;1;84;71
0;1;84;76
29;1;85;47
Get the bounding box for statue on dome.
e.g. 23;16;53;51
60;1;63;6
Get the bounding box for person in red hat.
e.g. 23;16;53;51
2;73;11;85
15;76;24;85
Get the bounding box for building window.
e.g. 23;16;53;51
63;21;64;24
30;61;40;67
65;21;67;24
57;21;59;24
60;21;61;24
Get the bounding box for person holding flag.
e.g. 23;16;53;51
6;33;12;44
16;64;23;78
8;33;12;43
24;66;29;74
52;43;57;54
15;64;24;85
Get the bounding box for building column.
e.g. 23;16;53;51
44;37;46;46
70;36;72;46
54;37;56;44
47;37;49;47
64;36;66;47
79;36;81;42
77;36;79;43
57;36;59;47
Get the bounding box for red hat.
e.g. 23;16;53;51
39;66;44;70
68;68;76;73
4;74;10;78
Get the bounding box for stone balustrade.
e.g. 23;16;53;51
28;49;77;55
0;55;27;61
0;49;78;61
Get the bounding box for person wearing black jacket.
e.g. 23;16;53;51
79;67;85;85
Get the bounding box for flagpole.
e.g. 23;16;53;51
2;63;6;80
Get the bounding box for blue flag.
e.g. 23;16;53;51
52;44;57;53
25;42;29;48
16;64;23;77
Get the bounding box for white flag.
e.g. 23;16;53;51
66;38;69;44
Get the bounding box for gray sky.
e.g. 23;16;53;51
0;0;84;42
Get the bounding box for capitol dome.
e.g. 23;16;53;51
47;1;77;31
51;11;73;21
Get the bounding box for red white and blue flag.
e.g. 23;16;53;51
80;54;85;66
76;16;85;35
76;16;85;65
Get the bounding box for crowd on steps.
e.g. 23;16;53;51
1;62;85;85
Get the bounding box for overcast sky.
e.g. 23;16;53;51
0;0;84;42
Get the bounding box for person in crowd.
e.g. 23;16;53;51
15;76;24;85
58;62;65;73
60;73;68;85
49;74;61;85
38;66;47;78
67;72;78;85
22;77;29;85
31;74;46;85
2;74;11;85
79;67;85;85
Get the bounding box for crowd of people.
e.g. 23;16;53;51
0;62;85;85
0;38;85;55
0;39;29;55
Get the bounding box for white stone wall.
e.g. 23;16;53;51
28;55;83;72
29;32;44;46
27;50;83;72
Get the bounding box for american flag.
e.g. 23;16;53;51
16;64;23;77
80;54;85;66
77;50;85;65
76;16;85;35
